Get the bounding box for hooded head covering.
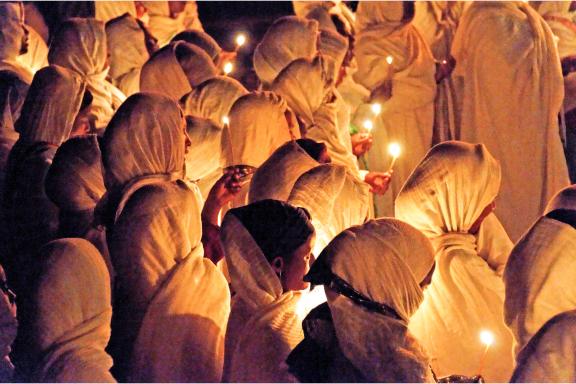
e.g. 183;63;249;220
48;17;121;128
140;41;217;101
317;28;349;82
545;184;576;214
105;13;149;96
355;1;412;35
288;164;370;255
307;218;434;382
221;199;314;382
182;75;248;127
253;16;319;85
45;134;105;213
15;65;85;145
223;91;295;168
248;140;320;203
0;2;33;83
184;115;222;183
101;92;185;192
171;29;222;64
95;1;137;22
22;238;114;382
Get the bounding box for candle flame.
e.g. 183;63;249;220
386;55;394;65
235;33;247;47
371;103;382;116
480;330;495;347
388;142;401;158
223;62;234;75
362;119;373;132
222;116;230;126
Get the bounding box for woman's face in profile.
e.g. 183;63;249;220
282;233;316;292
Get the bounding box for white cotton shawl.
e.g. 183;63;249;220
323;218;435;382
0;2;33;83
452;2;569;240
48;18;125;130
545;184;576;213
253;16;319;85
504;216;576;356
94;1;137;23
396;141;515;382
221;214;304;383
511;310;576;383
143;1;204;47
25;238;114;382
105;13;149;97
102;93;230;382
288;164;370;255
270;57;359;174
354;1;436;217
248;140;320;204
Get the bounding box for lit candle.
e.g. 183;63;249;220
223;62;234;76
362;119;373;133
222;116;230;128
235;33;247;51
371;103;382;116
386;55;394;98
477;330;495;377
387;142;401;172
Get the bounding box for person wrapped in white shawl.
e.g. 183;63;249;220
172;29;223;67
45;134;111;279
100;93;229;382
48;18;126;132
181;76;248;199
354;1;436;217
451;2;570;240
221;199;315;382
105;13;155;97
504;184;576;358
140;41;218;102
288;218;436;382
143;1;204;48
3;65;85;294
17;238;114;382
396;141;515;382
253;16;319;87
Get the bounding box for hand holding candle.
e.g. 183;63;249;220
477;330;494;377
387;142;401;172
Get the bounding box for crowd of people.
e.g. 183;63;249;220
0;0;575;382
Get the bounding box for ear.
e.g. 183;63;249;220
271;256;284;275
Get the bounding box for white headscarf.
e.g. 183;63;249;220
48;18;125;129
140;41;217;101
171;29;222;64
22;238;114;382
222;91;295;168
249;140;320;204
94;1;137;23
184;115;222;186
253;16;319;85
289;164;370;255
504;184;576;356
102;93;229;382
105;13;150;97
320;218;435;382
511;310;576;383
0;2;33;83
396;141;515;382
143;1;204;47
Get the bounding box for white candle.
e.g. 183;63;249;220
477;330;495;376
371;103;382;116
235;33;247;51
362;119;373;133
387;142;401;172
223;62;234;75
222;116;230;128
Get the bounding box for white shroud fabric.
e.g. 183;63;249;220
270;57;360;174
452;2;570;240
354;1;436;217
23;238;114;382
221;214;304;383
249;141;319;204
253;16;319;86
322;218;436;382
0;2;33;84
289;164;370;255
105;14;150;97
48;18;125;131
396;141;515;382
94;1;137;23
102;93;230;382
143;1;204;47
511;310;576;383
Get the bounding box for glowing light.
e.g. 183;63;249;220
371;103;382;116
387;142;401;172
480;330;495;347
222;116;230;126
362;119;373;132
386;55;394;65
235;33;247;48
223;62;234;75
